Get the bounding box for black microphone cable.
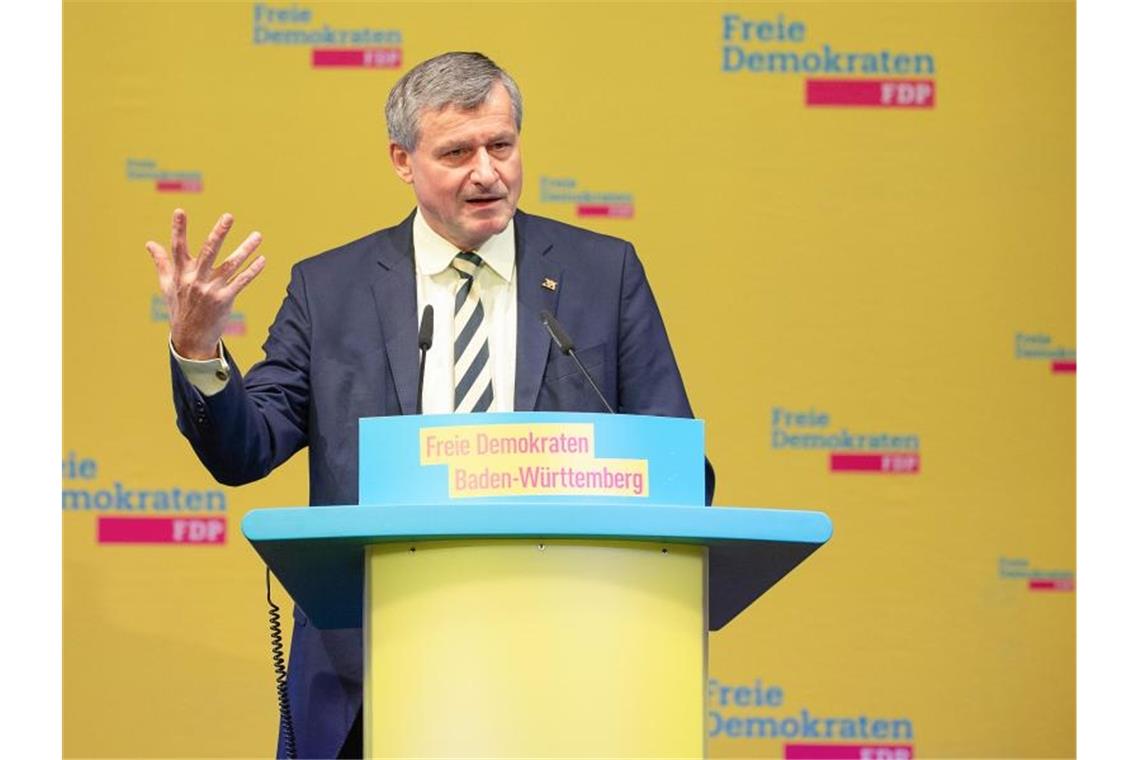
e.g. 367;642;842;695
266;567;297;759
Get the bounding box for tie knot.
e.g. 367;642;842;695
452;251;484;279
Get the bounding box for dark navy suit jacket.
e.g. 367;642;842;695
170;209;709;759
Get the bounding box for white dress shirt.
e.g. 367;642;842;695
173;209;518;413
412;210;516;413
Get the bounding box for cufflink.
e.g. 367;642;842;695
215;370;229;381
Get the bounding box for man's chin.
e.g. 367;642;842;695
464;212;512;238
445;226;499;252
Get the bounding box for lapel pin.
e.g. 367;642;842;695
542;277;558;292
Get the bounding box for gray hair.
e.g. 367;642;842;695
385;51;523;151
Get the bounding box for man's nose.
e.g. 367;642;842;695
470;148;497;186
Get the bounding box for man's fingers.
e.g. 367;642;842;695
146;241;168;267
224;255;267;297
146;241;173;281
170;208;190;266
196;212;235;273
219;231;263;280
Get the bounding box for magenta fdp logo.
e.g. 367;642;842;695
830;452;919;474
98;517;226;545
540;176;634;219
312;48;401;69
770;406;922;474
720;12;937;109
785;744;913;759
251;4;403;70
806;79;934;108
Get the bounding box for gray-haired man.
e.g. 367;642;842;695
151;51;705;758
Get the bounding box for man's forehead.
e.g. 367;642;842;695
418;103;517;144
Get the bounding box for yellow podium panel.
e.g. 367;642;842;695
364;539;707;758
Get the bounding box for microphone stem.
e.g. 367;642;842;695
416;347;427;415
567;348;615;414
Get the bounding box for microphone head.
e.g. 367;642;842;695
539;310;575;355
418;304;434;351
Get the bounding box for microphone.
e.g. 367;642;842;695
538;310;615;414
416;305;433;414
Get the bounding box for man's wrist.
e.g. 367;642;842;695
170;336;231;396
171;334;222;361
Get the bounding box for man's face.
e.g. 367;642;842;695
390;82;523;251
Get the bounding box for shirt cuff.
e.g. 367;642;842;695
169;337;231;397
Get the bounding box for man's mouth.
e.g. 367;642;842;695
465;196;504;207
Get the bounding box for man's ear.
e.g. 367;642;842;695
389;142;415;184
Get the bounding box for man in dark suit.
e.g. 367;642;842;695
148;52;707;758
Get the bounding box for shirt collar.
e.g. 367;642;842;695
413;209;515;282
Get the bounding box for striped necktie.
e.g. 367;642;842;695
452;252;494;413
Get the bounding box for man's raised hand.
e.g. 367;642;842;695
146;209;266;360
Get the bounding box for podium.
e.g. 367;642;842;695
244;413;831;758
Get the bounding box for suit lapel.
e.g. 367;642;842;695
514;211;562;411
371;211;419;415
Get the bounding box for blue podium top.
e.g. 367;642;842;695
244;502;832;631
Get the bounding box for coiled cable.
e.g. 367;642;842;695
267;567;297;759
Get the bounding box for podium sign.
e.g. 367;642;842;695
359;411;705;505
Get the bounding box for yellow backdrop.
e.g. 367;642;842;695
63;2;1074;758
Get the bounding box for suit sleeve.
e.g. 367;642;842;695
615;243;695;418
615;244;716;504
170;263;312;486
